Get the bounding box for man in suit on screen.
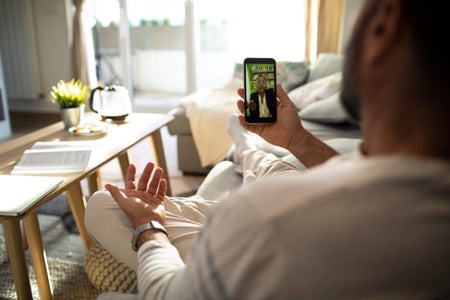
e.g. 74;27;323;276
247;74;276;121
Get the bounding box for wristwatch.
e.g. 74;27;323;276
131;221;168;252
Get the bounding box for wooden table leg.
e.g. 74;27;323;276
87;170;102;196
66;182;93;250
150;129;172;196
118;151;131;181
21;222;28;250
23;212;53;300
2;220;33;299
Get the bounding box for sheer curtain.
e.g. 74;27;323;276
72;0;97;90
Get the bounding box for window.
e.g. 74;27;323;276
87;0;306;101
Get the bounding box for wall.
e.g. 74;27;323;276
0;0;72;113
0;51;12;139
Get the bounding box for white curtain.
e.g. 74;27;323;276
73;0;97;90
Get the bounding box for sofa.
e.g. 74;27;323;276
167;53;361;176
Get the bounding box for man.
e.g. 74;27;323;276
247;74;277;121
90;0;450;298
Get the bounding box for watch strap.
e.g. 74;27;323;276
131;220;168;252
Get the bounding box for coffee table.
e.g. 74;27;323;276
0;112;174;299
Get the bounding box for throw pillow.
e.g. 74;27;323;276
288;72;342;110
276;61;309;92
307;53;343;83
299;92;348;124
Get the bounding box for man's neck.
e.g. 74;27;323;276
362;110;450;160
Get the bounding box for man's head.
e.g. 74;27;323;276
340;0;450;157
255;75;268;94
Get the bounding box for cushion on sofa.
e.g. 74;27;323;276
288;72;342;109
276;61;309;92
299;92;348;124
306;53;343;83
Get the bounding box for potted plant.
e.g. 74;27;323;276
49;79;90;129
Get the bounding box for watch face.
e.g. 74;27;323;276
150;220;164;231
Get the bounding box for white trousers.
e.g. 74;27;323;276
85;150;299;270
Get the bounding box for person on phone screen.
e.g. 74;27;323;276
247;74;276;121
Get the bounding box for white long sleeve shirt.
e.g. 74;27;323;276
135;152;450;299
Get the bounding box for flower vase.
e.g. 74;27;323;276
60;104;85;130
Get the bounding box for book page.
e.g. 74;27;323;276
31;140;102;150
11;142;94;174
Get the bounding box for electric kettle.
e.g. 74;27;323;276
89;85;132;121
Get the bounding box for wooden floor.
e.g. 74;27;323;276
8;111;61;139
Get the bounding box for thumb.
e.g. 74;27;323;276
105;184;125;205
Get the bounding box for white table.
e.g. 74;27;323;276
0;112;174;299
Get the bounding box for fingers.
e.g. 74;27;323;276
147;167;164;196
105;183;126;207
156;179;167;201
236;88;245;116
122;162;166;200
124;164;137;191
237;87;244;98
124;162;165;197
237;99;245;115
137;162;155;191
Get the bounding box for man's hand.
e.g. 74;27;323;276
237;83;306;152
105;162;167;228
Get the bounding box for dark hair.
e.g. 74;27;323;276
399;1;450;154
400;1;449;85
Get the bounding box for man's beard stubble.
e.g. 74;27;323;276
340;0;380;126
340;55;362;126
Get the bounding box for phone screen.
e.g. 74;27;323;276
244;57;277;123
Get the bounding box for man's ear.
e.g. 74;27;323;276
363;0;402;64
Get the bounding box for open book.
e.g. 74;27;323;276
11;141;97;175
0;175;63;216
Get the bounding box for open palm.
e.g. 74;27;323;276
106;162;167;228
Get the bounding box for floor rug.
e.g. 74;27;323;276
0;256;101;300
38;193;79;234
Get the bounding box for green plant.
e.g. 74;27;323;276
49;79;90;109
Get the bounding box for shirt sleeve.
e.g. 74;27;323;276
136;240;184;299
135;190;286;300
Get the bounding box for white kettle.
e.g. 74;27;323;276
90;85;132;121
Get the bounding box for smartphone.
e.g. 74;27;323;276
243;57;277;123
